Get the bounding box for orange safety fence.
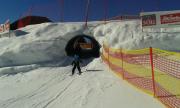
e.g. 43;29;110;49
101;43;180;108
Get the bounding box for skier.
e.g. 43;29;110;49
71;54;82;75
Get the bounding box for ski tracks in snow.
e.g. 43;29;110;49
0;62;117;108
41;79;75;108
0;67;73;108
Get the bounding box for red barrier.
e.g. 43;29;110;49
102;44;180;108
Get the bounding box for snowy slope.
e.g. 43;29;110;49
0;19;179;108
0;58;164;108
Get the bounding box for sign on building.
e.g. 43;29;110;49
140;10;180;28
141;14;156;27
0;20;10;34
160;13;180;24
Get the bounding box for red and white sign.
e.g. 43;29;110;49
161;13;180;24
140;10;180;28
141;14;156;26
0;20;10;34
0;25;3;33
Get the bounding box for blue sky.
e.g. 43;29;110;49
0;0;180;23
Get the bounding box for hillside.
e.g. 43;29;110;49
0;19;179;108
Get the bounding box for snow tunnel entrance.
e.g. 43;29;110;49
65;35;101;58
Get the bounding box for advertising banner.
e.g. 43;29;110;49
140;10;180;28
0;20;10;34
141;14;156;27
160;13;180;24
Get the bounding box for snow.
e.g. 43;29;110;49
0;58;164;108
0;20;179;67
0;19;179;108
98;20;180;51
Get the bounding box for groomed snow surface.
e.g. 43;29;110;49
0;19;179;108
0;58;164;108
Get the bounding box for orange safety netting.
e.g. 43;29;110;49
101;43;180;108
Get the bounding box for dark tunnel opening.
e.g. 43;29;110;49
65;35;101;59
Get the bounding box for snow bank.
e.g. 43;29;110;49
92;20;180;51
0;23;85;67
0;20;179;68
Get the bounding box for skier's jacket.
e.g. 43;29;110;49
72;55;82;65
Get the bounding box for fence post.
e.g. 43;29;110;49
149;47;156;97
101;44;104;62
107;45;110;71
60;0;64;22
103;0;108;24
84;0;90;28
121;48;125;79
